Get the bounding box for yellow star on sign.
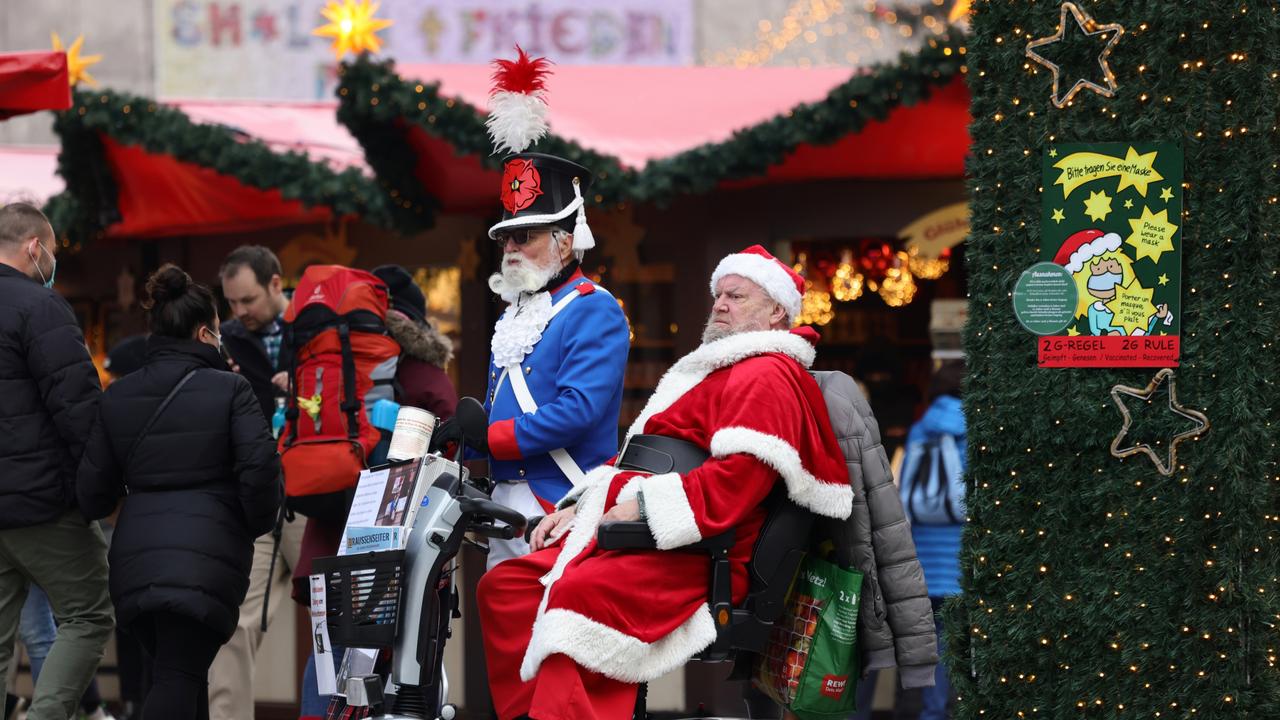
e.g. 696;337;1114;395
1049;147;1058;158
1123;198;1134;209
1159;186;1174;202
1105;280;1157;336
51;33;101;87
1066;326;1081;336
1126;206;1178;263
1084;189;1113;222
1051;208;1066;224
1158;273;1170;286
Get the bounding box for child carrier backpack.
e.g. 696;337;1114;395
280;266;400;521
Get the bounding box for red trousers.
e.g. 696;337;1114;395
478;546;639;720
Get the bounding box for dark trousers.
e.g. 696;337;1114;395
129;612;225;720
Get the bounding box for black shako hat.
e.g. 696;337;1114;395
484;47;595;250
489;152;593;240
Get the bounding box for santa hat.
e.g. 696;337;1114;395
485;47;595;251
710;245;805;322
1054;229;1122;273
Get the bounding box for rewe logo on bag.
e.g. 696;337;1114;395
820;674;848;700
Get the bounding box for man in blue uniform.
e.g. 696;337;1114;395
470;152;630;568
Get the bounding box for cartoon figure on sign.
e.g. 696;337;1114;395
1054;229;1168;335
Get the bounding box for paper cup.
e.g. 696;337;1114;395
387;407;437;461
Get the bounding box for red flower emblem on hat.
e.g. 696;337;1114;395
501;158;544;213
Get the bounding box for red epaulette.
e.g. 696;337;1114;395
575;280;597;296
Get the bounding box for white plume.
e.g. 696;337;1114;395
487;91;550;155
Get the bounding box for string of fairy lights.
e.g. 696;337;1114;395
704;0;968;68
956;3;1280;718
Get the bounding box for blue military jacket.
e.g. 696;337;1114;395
484;269;630;505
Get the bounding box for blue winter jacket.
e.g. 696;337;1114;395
483;270;630;506
901;394;966;597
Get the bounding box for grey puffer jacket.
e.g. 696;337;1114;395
812;370;938;689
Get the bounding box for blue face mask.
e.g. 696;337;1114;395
1087;271;1122;292
28;241;56;289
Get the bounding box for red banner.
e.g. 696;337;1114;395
1038;335;1180;368
0;51;70;120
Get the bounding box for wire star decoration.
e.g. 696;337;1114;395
1110;368;1210;476
1026;2;1125;108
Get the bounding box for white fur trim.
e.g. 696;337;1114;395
487;197;583;239
554;464;619;510
711;254;803;322
486;90;549;155
1063;232;1122;273
710;427;853;519
626;330;816;439
637;472;702;549
536;465;620;617
520;604;717;683
615;476;643;503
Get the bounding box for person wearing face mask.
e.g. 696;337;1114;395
0;202;114;720
77;264;282;720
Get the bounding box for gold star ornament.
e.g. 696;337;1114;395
51;32;102;87
313;0;393;61
1026;2;1125;109
1110;369;1210;476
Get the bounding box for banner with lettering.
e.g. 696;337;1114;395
1036;142;1183;368
155;0;695;100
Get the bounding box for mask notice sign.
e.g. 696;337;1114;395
1037;142;1182;368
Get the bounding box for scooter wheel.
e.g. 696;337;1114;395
438;704;457;720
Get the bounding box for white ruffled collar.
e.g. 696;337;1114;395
491;291;555;368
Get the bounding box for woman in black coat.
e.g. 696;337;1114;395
77;264;281;720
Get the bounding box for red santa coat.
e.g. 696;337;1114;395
518;328;853;684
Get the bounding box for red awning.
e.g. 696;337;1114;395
0;51;71;120
394;63;970;211
100;135;332;238
83;101;364;238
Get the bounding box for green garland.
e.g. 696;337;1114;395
48;88;392;243
946;3;1280;719
335;57;636;234
336;35;966;234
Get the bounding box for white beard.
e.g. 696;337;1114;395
488;248;563;304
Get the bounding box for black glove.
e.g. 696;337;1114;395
429;418;462;454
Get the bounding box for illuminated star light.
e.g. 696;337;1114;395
51;33;102;87
313;0;394;61
1025;2;1125;108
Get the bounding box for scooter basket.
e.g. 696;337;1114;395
312;550;406;649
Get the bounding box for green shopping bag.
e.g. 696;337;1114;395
753;555;862;719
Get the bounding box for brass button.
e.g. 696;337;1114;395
518;468;526;477
524;366;532;375
491;371;496;379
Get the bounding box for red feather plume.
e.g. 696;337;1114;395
490;45;552;96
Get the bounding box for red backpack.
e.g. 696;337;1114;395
280;266;400;520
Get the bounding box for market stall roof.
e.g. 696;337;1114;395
0;51;70;119
173;100;368;174
398;63;858;169
337;36;969;233
0;145;61;204
49;91;389;243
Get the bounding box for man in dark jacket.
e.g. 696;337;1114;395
0;203;114;720
210;244;302;720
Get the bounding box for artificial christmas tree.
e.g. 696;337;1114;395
948;2;1280;718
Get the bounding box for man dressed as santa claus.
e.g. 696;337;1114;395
477;245;855;720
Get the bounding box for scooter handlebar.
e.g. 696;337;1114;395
458;497;528;535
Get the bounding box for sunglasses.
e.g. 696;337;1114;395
493;228;551;248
